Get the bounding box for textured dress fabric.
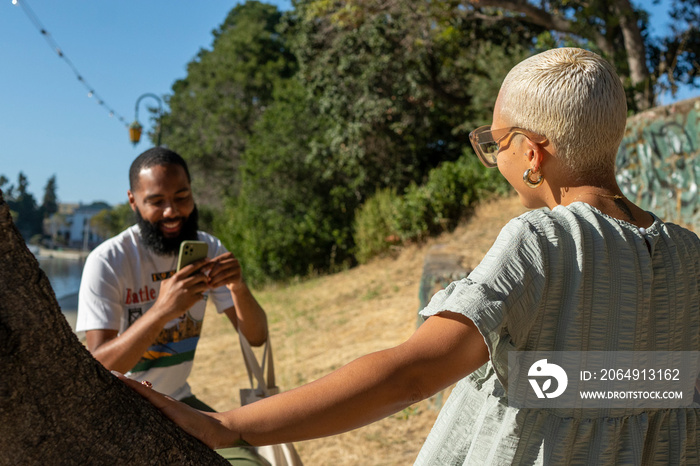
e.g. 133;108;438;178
415;202;700;465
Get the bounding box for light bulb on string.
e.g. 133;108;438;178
15;0;127;128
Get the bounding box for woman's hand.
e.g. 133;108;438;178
112;371;239;449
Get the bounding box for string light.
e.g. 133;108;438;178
13;0;129;127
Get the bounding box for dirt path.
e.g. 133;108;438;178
188;194;528;465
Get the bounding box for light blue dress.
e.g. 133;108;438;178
416;203;700;465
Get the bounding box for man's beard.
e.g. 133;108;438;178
135;206;200;256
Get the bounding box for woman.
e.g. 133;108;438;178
120;48;700;464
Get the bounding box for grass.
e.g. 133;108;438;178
187;194;528;465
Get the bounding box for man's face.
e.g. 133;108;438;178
128;163;198;255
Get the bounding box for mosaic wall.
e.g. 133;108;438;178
617;96;700;230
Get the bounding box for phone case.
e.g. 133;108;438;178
176;240;208;271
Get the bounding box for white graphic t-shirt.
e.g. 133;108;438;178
76;225;234;400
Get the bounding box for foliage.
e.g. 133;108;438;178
1;172;43;240
0;175;9;196
648;0;700;98
90;203;134;239
214;78;351;285
1;173;63;242
462;0;699;111
290;0;536;201
154;0;696;284
159;1;298;209
352;187;402;264
41;175;59;220
354;152;511;263
209;1;535;284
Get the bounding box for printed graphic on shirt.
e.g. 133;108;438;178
128;307;143;326
151;270;175;282
125;285;157;305
130;312;204;372
126;264;205;373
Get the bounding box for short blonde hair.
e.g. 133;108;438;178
499;48;627;179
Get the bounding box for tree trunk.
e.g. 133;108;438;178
614;0;655;110
0;190;228;465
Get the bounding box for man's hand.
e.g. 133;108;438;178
205;252;246;292
205;252;268;346
153;258;211;323
86;258;212;373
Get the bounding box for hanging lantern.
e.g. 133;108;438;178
129;121;142;146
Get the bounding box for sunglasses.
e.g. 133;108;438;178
469;126;547;168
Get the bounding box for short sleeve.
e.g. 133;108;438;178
419;217;547;382
76;251;124;332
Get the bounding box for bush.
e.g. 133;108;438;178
353;152;510;263
353;188;402;264
215;191;354;287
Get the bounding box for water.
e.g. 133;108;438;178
37;256;85;330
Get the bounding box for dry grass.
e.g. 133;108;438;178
188;195;528;465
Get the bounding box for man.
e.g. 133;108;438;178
77;147;268;411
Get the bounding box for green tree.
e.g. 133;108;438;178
461;0;699;111
0;175;9;194
7;172;42;240
90;203;134;239
216;78;348;284
160;1;298;209
290;0;537;203
0;175;17;222
41;175;59;220
651;0;699;98
214;1;538;282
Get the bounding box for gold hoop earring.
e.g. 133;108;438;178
523;168;543;188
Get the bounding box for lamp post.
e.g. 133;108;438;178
129;93;163;146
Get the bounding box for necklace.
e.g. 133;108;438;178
568;192;651;237
570;192;624;204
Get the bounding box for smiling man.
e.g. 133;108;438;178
76;147;268;412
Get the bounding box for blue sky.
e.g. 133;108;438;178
1;0;697;207
2;0;291;206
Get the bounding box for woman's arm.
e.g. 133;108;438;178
119;311;489;449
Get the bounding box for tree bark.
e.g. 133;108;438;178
0;190;228;465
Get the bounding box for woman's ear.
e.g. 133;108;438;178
526;139;545;172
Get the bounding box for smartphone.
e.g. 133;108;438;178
176;240;209;272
